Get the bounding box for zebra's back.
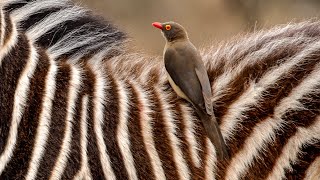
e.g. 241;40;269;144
0;0;319;179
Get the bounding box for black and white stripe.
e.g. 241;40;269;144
4;0;126;62
0;0;319;179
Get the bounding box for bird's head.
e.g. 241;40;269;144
152;21;188;42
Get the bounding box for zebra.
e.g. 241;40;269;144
0;0;319;179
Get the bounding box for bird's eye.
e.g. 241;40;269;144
165;25;171;31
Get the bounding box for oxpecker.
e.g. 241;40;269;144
152;21;229;160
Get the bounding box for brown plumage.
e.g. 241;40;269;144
152;21;229;160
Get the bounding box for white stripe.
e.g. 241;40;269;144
267;116;320;180
304;157;320;180
88;61;116;179
48;27;121;60
0;9;5;47
69;40;122;64
212;37;305;99
26;58;57;180
50;37;107;60
221;40;320;141
225;115;282;180
1;0;22;5
116;79;138;180
87;49;110;65
26;6;88;41
0;15;17;66
225;64;320;179
130;80;166;180
156;88;190;180
74;95;92;180
180;104;201;167
0;39;39;174
208;22;314;97
205;139;217;180
68;45;112;64
50;66;82;180
11;0;70;23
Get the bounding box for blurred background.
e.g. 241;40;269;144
76;0;320;55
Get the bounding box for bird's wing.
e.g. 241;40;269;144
195;66;213;115
164;47;208;112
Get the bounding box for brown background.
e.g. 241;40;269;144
76;0;320;55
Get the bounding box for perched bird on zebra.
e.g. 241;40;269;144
152;21;229;160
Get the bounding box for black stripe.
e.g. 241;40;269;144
213;37;308;125
172;71;211;177
218;48;319;179
3;2;28;13
20;8;63;31
0;34;29;155
61;66;86;179
192;107;211;178
84;66;106;179
163;87;210;178
209;22;320;125
207;26;297;84
126;82;155;180
215;21;320;73
149;87;180;179
61;94;83;179
3;12;13;47
55;41;123;61
242;71;320;179
102;74;130;179
284;85;320;179
289;84;320;128
55;42;103;61
284;141;320;179
0;34;33;179
1;49;50;179
36;64;71;179
167;91;205;179
165;85;209;179
36;15;125;50
242;121;297;179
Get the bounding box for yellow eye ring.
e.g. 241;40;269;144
165;25;171;31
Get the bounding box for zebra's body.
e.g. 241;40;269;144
0;0;319;179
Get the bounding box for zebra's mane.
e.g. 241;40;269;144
2;0;126;61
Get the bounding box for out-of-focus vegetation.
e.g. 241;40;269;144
76;0;320;54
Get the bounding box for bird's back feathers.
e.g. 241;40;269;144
164;41;213;115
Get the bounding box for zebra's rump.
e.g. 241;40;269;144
0;0;319;179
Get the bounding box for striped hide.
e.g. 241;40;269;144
0;0;319;179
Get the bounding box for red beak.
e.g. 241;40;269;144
152;22;163;30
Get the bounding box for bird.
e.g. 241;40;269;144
152;21;229;160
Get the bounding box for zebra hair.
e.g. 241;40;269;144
0;0;319;179
2;0;127;62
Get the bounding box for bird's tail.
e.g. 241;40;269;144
196;109;229;160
